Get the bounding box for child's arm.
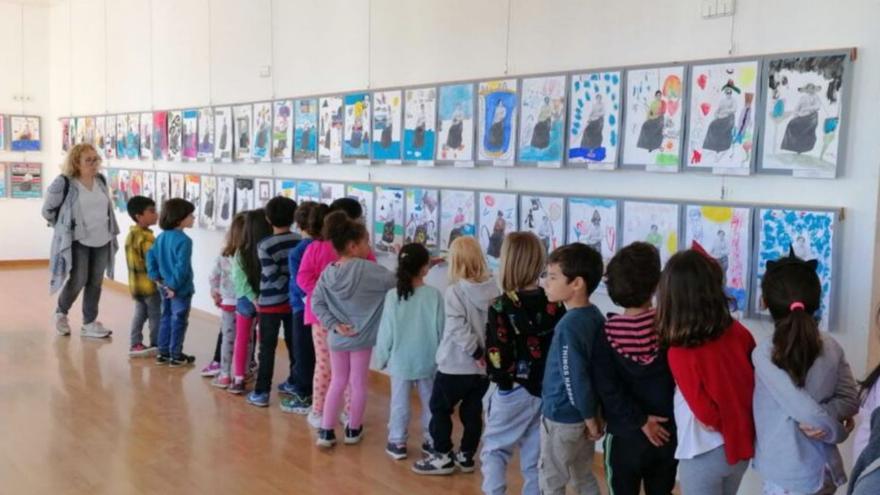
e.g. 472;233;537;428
311;279;347;334
168;237;193;293
553;321;598;421
208;257;222;304
295;245;319;296
592;330;656;437
374;293;395;370
667;348;722;430
288;247;306;302
820;349;860;424
146;243;160;282
444;288;482;359
485;303;515;389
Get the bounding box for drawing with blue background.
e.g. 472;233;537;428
296;181;321;203
482;91;515;156
294;99;318;160
569;72;620;162
438;84;474;159
343;93;370;159
404;92;435;161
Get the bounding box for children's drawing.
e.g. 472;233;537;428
167;111;183;161
405;188;439;249
756;208;835;330
404;88;437;162
0;164;5;196
687;60;758;170
761;54;846;178
235;178;254;213
10;162;42;198
233;104;252;161
125;114;140;159
272;100;293;162
375;186;404;254
181;110;198;160
93;117;104;150
319;96;344;163
142;170;156;201
478;192;517;267
139;112;152;159
297;180;321;203
440;190;476;251
184;175;201;222
520;195;565;254
59;118;69;152
478;79;517;164
372;90;402;161
685;205;751;314
275;179;296;199
170;173;184;200
437;83;475;162
104;115;116;159
199;175;216;229
568;197;618;265
623;66;685;170
152;112;167;160
82;117;96;147
114;169;130;211
10;116;40;152
622;201;680;265
129;170;143;197
255;178;273;208
155;172;170;209
197;107;214;160
213;106;233;161
320;182;345;205
343;93;371;160
568;71;622;168
294;98;318;162
347;184;374;233
115;116;126;158
214;176;235;229
252;102;272;162
518;75;566;164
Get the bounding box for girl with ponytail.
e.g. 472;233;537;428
374;243;444;460
752;249;859;494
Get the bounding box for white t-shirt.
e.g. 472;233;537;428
673;386;724;460
75;179;112;247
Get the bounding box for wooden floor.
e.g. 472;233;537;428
0;266;617;495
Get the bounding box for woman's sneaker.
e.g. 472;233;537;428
81;321;112;339
344;425;363;445
169;353;196;367
412;452;455;476
307;410;323;429
54;313;71;336
211;374;232;389
200;361;221;377
385;442;407;460
454;451;476;473
316;429;336;448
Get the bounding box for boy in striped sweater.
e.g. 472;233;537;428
247;196;300;407
592;242;677;495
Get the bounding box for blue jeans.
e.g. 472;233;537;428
157;292;192;358
236;297;256;317
388;376;433;445
480;386;542;495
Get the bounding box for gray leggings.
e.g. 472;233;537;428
56;242;111;325
678;445;748;495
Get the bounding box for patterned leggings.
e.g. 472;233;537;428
311;323;349;416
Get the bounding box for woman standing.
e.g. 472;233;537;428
42;143;120;338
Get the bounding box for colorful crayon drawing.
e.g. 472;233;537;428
170;173;184;200
347;184;375;234
319;97;343;163
139;112;152;159
297;180;321;203
9;162;42;199
568;197;618;265
199;175;217;229
404;88;436;162
252;102;272;162
181;110;198;160
520;195;565;254
344;93;371;160
233;104;252;161
440;190;476;251
214;177;235;229
155;172;170;210
518;75;566;165
152;112;167;160
623;66;685;170
10;116;40;152
275;179;296;200
234;178;254;213
437;84;475;162
213;107;233;161
142;171;155;201
184;175;201;223
477;79;517;164
405;188;439;249
272;100;293;162
375;186;404;254
320;182;345;205
294;99;318;162
115;116;126;158
622;201;680;265
478;192;517;269
197;107;214;160
372;90;402;161
568;71;622;168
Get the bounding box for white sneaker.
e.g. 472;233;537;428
307;410;322;429
54;313;71;336
81;321;112;339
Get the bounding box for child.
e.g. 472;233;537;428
208;212;245;388
592;242;678;495
656;249;756;495
146;198;196;366
413;236;500;476
297;199;374;428
850;408;880;495
280;201;321;414
538;243;604;495
856;321;880;460
753;249;858;494
124;195;160;357
311;211;395;447
247;196;300;407
228;209;271;394
375;243;444;460
481;232;565;494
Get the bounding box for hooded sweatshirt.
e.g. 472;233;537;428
435;278;501;375
310;258;396;352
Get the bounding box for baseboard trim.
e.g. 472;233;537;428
0;259;49;268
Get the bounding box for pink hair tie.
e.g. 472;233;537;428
789;302;805;312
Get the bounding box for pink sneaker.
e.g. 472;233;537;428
211;374;232;389
200;361;221;377
129;343;154;358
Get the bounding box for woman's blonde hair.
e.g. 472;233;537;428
61;143;101;177
448;236;490;284
499;232;545;292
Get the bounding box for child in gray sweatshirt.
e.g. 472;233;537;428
311;212;395;448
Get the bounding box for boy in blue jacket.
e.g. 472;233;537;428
147;198;196;367
540;243;605;495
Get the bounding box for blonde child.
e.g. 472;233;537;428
207;213;245;388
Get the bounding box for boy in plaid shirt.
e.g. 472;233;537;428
125;196;160;357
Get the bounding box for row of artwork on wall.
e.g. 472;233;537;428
0;115;42;152
106;167;840;330
0;162;43;198
66;49;851;179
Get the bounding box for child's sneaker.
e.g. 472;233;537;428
129;343;155;357
454;451;476;473
279;394;312;415
200;361;221;377
156;354;171;365
277;381;297;397
307;410;323;429
54;313;71;336
385;442;407;460
246;391;270;407
169;353;196;367
316;429;336;448
412;452;455;476
211;374;232;389
227;379;246;395
244;370;256;384
81;321;112;339
421;441;433;455
344;425;363;445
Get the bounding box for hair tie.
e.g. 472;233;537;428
789;301;805;312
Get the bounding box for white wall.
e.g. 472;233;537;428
32;1;880;491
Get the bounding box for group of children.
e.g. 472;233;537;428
122;190;878;495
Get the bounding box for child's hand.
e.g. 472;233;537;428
211;293;222;307
798;423;826;440
164;287;176;299
335;323;356;336
641;415;671;447
475;356;486;369
585;418;604;441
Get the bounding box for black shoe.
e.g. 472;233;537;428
156;354;171;365
455;451;476;473
421;441;433;455
169;353;196;367
412;452;455;475
316;428;336;448
385;442;407;460
344;425;364;445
